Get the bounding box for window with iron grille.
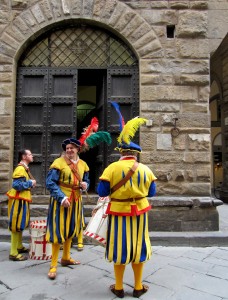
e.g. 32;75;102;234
19;25;138;68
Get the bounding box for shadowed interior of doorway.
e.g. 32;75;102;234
77;69;107;193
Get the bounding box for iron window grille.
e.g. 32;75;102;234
19;25;138;68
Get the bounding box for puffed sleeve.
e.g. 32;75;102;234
46;169;66;203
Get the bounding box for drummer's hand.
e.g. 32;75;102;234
92;208;98;216
31;180;36;188
62;198;70;208
80;181;87;191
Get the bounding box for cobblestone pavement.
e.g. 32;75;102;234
0;203;228;299
0;242;228;300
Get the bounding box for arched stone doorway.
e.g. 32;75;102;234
15;24;139;194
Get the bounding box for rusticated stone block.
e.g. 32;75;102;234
173;134;186;151
140;132;157;150
39;0;53;20
183;183;211;195
11;0;28;10
186;170;194;182
141;86;198;102
151;1;168;9
0;116;12;130
174;170;185;181
0;135;10;149
137;39;162;58
0;181;10;193
12;16;33;36
140;9;177;26
155;168;173;182
0;42;16;58
199;86;210;102
0;54;12;64
175;74;209;86
0;84;13;97
133;31;157;51
188;134;210;151
178;113;210;128
0;11;10;24
177;11;207;37
5;24;25;42
31;3;46;23
141;75;160;85
182;103;207;114
150;152;184;164
1;32;19;50
147;197;220;231
121;14;144;38
108;2;126;27
184;152;210;163
0;170;9;180
82;0;94;16
177;39;209;59
169;1;189;9
142;102;180;113
157;133;172;150
161;113;177;126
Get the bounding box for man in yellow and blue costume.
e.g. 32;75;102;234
46;138;90;280
6;149;36;261
97;102;157;298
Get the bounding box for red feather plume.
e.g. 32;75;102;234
79;117;99;146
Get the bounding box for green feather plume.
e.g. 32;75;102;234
117;117;147;144
86;131;112;148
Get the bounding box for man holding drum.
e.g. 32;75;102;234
97;102;157;298
46;138;90;280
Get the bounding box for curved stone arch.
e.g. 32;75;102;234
212;132;222;147
2;0;162;63
0;0;162;179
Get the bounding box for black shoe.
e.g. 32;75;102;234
133;284;149;298
17;247;29;254
110;284;124;298
9;254;28;261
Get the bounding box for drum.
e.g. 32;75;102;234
29;220;52;260
83;196;109;246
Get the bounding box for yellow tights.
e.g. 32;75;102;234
114;264;126;290
50;243;60;268
132;262;144;290
62;238;72;260
10;232;20;256
50;238;72;268
77;230;83;245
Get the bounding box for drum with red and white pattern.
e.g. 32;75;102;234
83;197;109;246
29;220;52;260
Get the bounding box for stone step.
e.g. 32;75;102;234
31;194;99;205
1;228;228;247
0;204;96;218
0;214;92;229
0;196;223;232
150;231;228;247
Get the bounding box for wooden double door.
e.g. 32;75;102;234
15;67;139;193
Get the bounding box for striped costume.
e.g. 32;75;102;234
97;157;157;265
46;156;89;244
6;164;33;233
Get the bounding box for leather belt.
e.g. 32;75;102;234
59;182;80;190
111;197;144;203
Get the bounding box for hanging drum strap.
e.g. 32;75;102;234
110;161;139;194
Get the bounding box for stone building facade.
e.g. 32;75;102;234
0;0;228;231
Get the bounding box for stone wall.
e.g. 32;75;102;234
0;0;227;204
